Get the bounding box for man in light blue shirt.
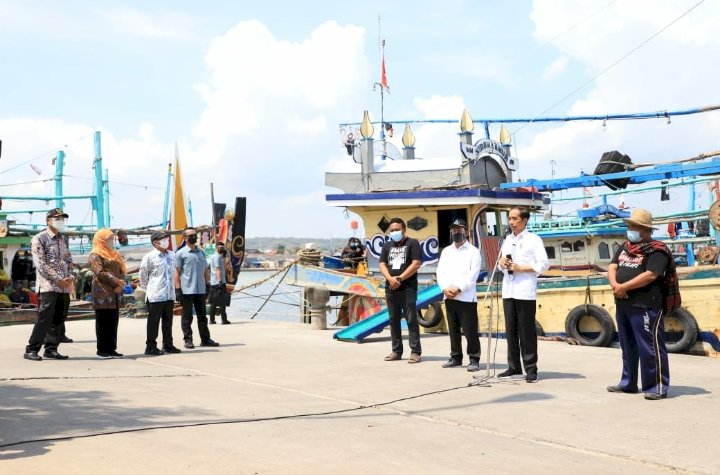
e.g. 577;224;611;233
174;227;219;349
139;231;181;355
208;242;230;325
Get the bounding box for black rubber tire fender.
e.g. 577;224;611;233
664;307;699;353
418;301;444;328
565;304;614;347
535;320;545;337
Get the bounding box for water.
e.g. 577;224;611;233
227;270;342;324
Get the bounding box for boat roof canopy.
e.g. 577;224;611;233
326;188;548;208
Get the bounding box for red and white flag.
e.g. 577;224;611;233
380;54;390;93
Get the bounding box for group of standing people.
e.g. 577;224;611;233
379;206;675;400
23;209;227;361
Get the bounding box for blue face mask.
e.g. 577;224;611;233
389;230;403;242
627;230;642;243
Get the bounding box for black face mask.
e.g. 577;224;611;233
451;232;465;244
186;235;198;245
218;249;226;256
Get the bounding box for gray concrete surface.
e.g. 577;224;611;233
0;317;718;474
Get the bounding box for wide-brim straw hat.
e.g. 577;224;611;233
623;208;657;230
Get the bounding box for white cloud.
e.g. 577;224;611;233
541;55;569;80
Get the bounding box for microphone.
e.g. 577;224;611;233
503;226;512;238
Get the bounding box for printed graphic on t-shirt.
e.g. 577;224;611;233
388;246;407;270
618;251;642;269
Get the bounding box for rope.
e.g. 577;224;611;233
230;261;297;294
296;248;322;266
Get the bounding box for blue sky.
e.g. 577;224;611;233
1;0;719;237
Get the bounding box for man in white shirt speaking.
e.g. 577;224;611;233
436;219;482;372
497;206;549;383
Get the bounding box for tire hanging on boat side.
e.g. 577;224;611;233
664;307;699;353
417;301;444;328
565;304;615;347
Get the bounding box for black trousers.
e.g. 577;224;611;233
446;299;481;361
26;292;70;353
181;294;211;343
146;300;175;349
386;285;421;356
503;298;538;375
95;308;120;354
209;304;228;323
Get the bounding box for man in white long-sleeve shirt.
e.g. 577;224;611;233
139;231;182;355
497;206;549;383
436;219;482;372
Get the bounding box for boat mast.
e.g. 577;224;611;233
54;150;64;210
162;162;172;228
93;131;106;228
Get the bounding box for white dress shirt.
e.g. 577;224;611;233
499;229;549;300
436;240;482;303
139;248;176;303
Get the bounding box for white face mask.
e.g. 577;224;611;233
52;219;66;232
159;238;170;249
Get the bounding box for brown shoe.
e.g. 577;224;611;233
408;353;421;364
384;352;401;361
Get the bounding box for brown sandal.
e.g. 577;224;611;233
408;354;421;364
384;352;401;361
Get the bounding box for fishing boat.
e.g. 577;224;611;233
286;104;720;357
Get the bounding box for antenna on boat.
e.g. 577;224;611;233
372;36;390;161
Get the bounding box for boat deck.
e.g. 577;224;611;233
0;317;718;474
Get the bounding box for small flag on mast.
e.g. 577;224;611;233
380;52;389;93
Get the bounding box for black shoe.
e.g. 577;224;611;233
221;320;231;325
209;320;216;325
23;351;42;361
497;370;523;379
184;341;195;349
200;340;219;347
526;373;539;383
163;346;182;354
43;350;69;360
441;359;462;368
144;347;163;356
467;360;481;372
97;352;112;359
59;336;74;343
607;385;638;394
110;351;124;359
644;392;665;400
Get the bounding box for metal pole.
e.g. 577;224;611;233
188;198;193;227
54;150;64;209
103;169;110;228
162;163;172;228
93;131;105;228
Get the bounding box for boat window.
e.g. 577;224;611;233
598;242;610;259
573;240;585;252
545;246;556;259
612;242;621;254
561;241;572;252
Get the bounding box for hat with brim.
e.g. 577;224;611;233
623;208;657;230
150;231;169;242
449;218;468;229
46;208;69;219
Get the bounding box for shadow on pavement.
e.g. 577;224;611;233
0;383;212;461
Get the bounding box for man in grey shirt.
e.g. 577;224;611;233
174;227;219;349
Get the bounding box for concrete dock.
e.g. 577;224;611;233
1;317;718;474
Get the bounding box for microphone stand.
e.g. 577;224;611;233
471;229;511;385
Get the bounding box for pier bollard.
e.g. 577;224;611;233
308;286;329;330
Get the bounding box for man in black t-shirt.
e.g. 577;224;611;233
379;217;423;363
607;208;671;401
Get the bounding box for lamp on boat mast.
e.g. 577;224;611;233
401;124;416;160
360;110;375;192
459;108;474;145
